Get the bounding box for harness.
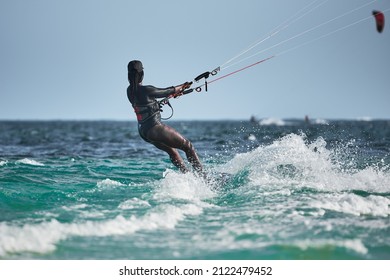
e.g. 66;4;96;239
132;100;161;123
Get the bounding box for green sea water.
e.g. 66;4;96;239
0;120;389;259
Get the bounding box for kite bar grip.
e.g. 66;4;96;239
194;71;210;82
183;88;194;95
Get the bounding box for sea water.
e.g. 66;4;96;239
0;120;389;259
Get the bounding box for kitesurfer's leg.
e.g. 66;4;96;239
181;139;203;174
146;124;203;174
152;142;188;173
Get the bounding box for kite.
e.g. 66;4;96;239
372;10;385;33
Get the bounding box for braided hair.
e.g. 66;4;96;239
127;60;144;102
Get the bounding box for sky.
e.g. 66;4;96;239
0;0;389;121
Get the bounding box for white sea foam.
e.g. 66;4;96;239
221;133;330;176
258;118;286;126
247;134;257;141
313;118;329;125
0;203;202;256
61;204;88;211
293;239;368;255
16;158;44;166
220;133;390;193
97;178;125;187
0;167;217;256
96;178;125;189
357;116;373;121
311;193;390;217
155;170;215;202
61;204;105;218
118;198;151;210
0;160;8;166
190;221;369;256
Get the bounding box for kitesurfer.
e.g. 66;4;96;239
127;60;204;175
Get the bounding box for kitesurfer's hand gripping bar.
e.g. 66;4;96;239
182;81;193;90
169;81;193;99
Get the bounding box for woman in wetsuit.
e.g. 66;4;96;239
127;60;203;175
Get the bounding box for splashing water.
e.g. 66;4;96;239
0;121;389;259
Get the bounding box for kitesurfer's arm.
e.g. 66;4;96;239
146;82;192;98
144;85;176;98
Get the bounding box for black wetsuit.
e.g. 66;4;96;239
127;85;175;142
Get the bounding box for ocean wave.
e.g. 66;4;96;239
1;121;389;259
15;158;44;166
61;204;105;218
258;118;286;126
61;204;89;211
97;178;125;188
0;203;202;257
313;119;329;125
292;239;368;255
310;193;390;217
118;198;151;210
190;226;369;257
0;166;216;257
89;178;126;193
220;133;390;193
155;170;216;203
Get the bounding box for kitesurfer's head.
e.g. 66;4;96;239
128;60;144;85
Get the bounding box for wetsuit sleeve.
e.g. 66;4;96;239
144;85;175;98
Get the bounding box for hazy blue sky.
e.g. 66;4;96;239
1;0;389;120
